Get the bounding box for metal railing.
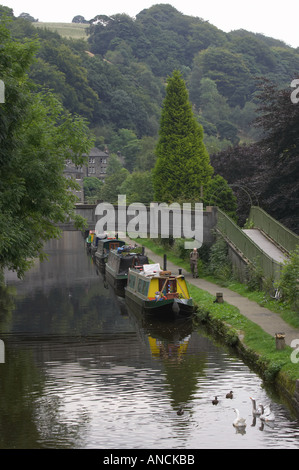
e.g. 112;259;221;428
216;208;283;280
249;206;299;254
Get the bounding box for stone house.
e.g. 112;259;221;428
86;147;109;182
64;147;109;203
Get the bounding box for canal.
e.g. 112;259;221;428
1;231;299;449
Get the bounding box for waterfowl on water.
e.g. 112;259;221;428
250;397;262;416
260;404;275;422
177;406;184;416
233;409;246;429
212;396;219;405
226;391;233;399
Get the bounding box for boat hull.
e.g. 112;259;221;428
125;287;193;318
105;263;128;297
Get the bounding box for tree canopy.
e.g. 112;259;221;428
0;21;94;278
1;4;299;232
153;71;213;202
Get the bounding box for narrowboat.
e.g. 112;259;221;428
85;230;95;252
125;263;194;317
105;246;149;296
94;237;126;264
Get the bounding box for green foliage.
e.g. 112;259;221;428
192;47;252;107
278;247;299;311
4;5;299;235
106;153;123;176
207;238;232;281
153;70;213;202
0;22;93;278
204;175;237;219
83;177;103;203
119;171;153;204
100;168;130;203
245;257;264;291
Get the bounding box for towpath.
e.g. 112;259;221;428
131;240;299;347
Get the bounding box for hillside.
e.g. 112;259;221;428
4;4;299;232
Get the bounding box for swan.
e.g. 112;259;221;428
177;406;184;416
233;408;246;428
260;404;275;422
226;391;233;399
250;397;262;416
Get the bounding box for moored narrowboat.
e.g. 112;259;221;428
94;238;126;264
85;230;95;252
105;246;149;296
125;264;194;317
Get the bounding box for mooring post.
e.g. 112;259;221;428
275;332;286;350
163;254;167;271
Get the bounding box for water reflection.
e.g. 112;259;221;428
1;232;299;449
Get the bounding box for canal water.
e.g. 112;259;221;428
1;231;299;449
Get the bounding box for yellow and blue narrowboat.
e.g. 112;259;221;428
125;263;194;317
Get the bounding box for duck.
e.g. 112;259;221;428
177;406;184;416
226;391;233;399
260;404;275;422
233;409;246;429
212;396;219;405
250;397;262;416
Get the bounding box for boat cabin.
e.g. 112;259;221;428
127;264;190;301
95;238;126;259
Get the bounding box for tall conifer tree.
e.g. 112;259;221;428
153;70;213;202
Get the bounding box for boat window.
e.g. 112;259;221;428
128;274;136;289
137;278;150;296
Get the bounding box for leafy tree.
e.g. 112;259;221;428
100;168;130;203
204;175;237;219
106;153;123;176
119;171;153;204
83;177;103;202
210;79;299;232
72;15;88;24
135;136;157;171
153;70;213;202
0;22;93;279
278;247;299;311
192;47;252;107
109;129;141;171
18;12;38;22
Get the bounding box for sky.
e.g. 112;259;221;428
2;0;299;49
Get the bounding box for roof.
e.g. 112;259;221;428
86;147;109;157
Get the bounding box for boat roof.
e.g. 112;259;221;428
130;263;182;279
98;238;125;245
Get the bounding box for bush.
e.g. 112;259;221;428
207;238;232;280
278;247;299;312
245;257;264;291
